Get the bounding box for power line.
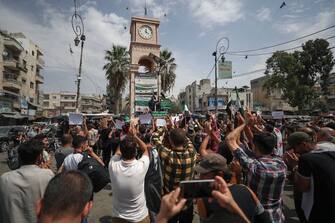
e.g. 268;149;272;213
232;68;266;77
227;24;335;54
227;35;335;57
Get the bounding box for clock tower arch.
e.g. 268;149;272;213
129;16;161;116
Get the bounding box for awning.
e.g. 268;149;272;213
0;112;27;119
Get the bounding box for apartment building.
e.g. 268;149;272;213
0;31;44;117
250;76;296;111
178;79;253;113
80;95;102;114
43;92;102;117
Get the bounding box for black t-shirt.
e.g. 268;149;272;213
99;128;111;143
297;146;335;223
202;184;271;223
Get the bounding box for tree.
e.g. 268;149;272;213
263;39;334;112
159;49;177;93
103;45;129;114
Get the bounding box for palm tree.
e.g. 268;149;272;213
159;49;177;93
103;45;129;114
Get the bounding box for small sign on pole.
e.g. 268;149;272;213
218;61;232;79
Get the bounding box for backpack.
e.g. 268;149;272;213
77;152;110;192
144;148;163;213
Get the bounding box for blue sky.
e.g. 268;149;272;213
0;0;334;97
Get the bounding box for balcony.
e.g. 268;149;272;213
36;73;44;84
3;78;21;91
16;62;28;73
37;57;45;68
3;58;20;71
4;37;23;52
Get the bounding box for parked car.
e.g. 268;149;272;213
0;126;26;152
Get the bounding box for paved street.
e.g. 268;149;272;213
0;152;299;223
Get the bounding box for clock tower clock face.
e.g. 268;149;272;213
138;25;153;40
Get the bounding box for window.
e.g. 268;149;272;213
30;82;34;89
32;51;34;56
22;60;27;69
72;103;76;107
52;96;57;99
44;95;49;99
22;78;26;84
31;65;34;71
43;102;49;107
29;97;34;103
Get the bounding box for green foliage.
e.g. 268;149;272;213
103;45;130;114
263;39;334;111
159;49;177;93
169;101;182;114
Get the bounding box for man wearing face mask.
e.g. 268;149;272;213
285;131;335;223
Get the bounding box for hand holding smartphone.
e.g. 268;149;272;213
180;179;215;199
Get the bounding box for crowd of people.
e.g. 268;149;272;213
0;110;335;223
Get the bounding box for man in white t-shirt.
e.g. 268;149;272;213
60;135;104;171
109;125;150;223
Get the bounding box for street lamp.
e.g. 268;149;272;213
212;37;229;112
71;3;85;112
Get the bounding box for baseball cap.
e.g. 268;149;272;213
287;132;313;148
194;153;229;174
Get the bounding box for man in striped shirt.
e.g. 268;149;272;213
226;124;287;223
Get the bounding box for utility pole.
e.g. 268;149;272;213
75;35;85;112
71;0;85;112
213;51;218;113
212;37;229;113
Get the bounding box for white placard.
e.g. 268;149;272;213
139;114;152;124
69;113;83;125
156;119;166;127
272;111;284;120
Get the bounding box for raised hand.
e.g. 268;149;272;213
156;188;187;223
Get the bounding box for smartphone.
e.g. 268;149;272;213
180;179;215;199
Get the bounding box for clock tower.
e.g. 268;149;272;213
129;16;161;116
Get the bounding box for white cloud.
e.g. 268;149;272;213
275;10;335;37
0;1;130;95
186;0;244;28
256;7;271;22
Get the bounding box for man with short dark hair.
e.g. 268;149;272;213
285;131;335;223
55;134;74;169
61;135;103;171
36;170;93;223
0;140;54;223
226;124;287;223
157;128;197;223
109;125;150;223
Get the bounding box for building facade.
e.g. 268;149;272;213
178;79;253;113
250;76;296;111
0;31;44;117
80;95;102;114
43;92;102;117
